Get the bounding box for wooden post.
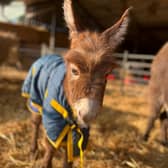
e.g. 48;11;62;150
41;43;48;57
120;50;129;95
49;12;56;54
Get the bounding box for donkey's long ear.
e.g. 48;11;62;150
63;0;81;38
101;7;132;50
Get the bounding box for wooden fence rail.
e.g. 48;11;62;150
113;51;154;81
113;51;154;94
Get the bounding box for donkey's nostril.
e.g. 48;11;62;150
83;114;92;123
78;111;82;118
74;98;101;127
78;111;89;122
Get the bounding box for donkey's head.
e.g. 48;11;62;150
63;0;131;128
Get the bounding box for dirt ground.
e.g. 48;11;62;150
0;66;168;168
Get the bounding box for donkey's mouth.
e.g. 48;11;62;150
73;98;101;128
76;114;89;128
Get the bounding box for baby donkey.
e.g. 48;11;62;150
22;0;131;167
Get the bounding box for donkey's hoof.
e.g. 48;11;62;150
40;163;52;168
63;162;73;168
142;134;149;141
29;150;39;161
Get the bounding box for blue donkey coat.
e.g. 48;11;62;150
22;55;89;158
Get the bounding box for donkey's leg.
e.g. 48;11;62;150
160;118;168;146
143;96;162;141
63;149;73;168
30;113;42;154
41;137;54;168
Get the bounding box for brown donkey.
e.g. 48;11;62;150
22;0;131;167
143;42;168;146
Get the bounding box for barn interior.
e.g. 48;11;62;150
22;0;168;54
0;0;167;58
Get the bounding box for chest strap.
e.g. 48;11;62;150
50;99;84;168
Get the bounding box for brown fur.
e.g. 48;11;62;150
30;0;131;167
30;113;41;154
143;42;168;144
63;32;112;105
159;111;168;146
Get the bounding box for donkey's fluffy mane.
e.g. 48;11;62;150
65;31;116;72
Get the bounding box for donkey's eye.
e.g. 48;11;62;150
71;68;79;76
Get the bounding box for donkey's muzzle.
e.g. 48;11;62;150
73;98;101;128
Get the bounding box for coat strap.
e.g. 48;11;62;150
50;99;84;168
